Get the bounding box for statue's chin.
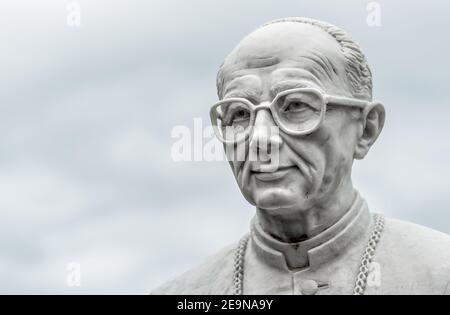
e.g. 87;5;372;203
253;188;303;211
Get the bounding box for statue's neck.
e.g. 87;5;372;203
256;183;357;243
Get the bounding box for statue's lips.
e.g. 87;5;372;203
251;165;296;182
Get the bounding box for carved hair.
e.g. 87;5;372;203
216;17;373;101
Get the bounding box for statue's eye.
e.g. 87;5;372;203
283;100;310;112
230;109;250;125
222;103;251;127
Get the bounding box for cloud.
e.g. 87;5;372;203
1;0;449;293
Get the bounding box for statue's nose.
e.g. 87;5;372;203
249;109;282;161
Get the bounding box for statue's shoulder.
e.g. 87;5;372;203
381;217;450;274
150;241;237;295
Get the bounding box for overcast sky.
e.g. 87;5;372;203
1;0;449;294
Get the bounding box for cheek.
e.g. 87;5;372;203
224;142;248;175
319;118;357;181
309;132;348;195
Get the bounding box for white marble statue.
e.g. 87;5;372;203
152;17;450;295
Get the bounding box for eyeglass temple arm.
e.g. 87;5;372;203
325;95;370;108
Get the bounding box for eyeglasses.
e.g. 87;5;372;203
210;87;373;144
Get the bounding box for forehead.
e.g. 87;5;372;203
220;22;350;97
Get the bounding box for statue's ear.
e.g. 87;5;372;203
354;102;385;160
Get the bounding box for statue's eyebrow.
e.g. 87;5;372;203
222;75;261;97
270;81;310;95
271;67;323;86
226;89;260;101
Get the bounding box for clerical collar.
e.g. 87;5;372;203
250;192;371;271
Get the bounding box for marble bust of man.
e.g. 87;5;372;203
153;17;450;295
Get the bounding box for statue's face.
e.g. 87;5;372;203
220;22;363;213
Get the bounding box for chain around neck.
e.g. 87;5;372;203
232;213;385;295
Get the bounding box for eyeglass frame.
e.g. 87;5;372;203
210;87;378;144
